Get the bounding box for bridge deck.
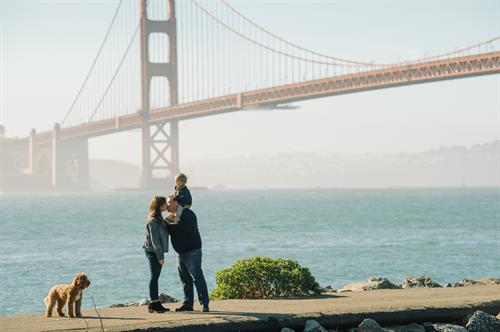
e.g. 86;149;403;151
1;285;499;332
17;50;499;144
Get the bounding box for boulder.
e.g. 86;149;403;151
465;310;500;332
422;322;435;332
454;279;500;287
110;298;154;307
431;323;468;332
384;323;425;332
159;292;178;303
339;277;400;292
322;284;335;292
303;320;328;332
401;276;442;289
281;328;296;332
349;318;386;332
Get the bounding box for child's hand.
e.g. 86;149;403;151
166;214;174;222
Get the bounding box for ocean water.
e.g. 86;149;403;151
0;188;499;316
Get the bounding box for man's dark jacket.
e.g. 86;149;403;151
166;209;202;254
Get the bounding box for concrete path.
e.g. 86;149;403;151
1;286;499;332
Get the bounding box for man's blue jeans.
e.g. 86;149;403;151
177;248;209;308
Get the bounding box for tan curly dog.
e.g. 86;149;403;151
44;272;91;318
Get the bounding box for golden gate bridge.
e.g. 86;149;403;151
1;0;499;191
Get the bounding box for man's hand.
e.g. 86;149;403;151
159;259;165;265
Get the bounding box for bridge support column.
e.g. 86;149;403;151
140;110;152;187
28;128;36;175
139;0;179;189
140;120;179;189
51;123;90;191
51;123;62;189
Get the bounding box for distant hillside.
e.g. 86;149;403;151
90;141;499;189
182;141;500;188
90;159;140;190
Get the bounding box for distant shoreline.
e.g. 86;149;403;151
1;185;499;194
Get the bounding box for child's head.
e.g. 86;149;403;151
175;172;188;187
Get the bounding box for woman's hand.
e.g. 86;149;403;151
159;259;165;265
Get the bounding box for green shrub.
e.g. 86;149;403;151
210;256;321;300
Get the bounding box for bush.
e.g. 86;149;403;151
210;256;321;300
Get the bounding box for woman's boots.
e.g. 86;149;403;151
148;300;170;313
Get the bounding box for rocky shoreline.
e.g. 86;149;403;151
325;276;500;293
288;276;500;332
288;310;500;332
110;276;500;308
108;276;500;332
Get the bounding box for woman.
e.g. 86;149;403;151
143;196;170;313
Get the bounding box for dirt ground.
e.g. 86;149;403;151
1;285;499;332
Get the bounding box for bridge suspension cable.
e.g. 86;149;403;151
61;0;124;126
59;0;500;129
199;0;500;68
88;24;140;122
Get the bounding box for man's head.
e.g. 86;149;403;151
167;195;179;213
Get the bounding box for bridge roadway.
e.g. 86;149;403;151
27;50;500;144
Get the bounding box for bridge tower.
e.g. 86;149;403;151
140;0;179;189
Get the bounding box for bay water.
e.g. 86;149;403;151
0;188;499;316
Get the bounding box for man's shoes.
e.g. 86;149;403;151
175;306;194;312
202;305;209;312
148;301;170;313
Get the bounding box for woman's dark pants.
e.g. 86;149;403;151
145;250;162;301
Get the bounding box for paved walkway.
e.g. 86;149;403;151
1;286;499;332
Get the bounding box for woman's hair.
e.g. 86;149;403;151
148;196;166;220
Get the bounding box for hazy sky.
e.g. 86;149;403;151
1;0;499;165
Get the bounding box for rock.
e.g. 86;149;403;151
281;328;296;332
303;320;328;332
465;310;500;332
124;301;140;307
431;323;468;332
384;323;425;332
497;312;500;320
454;279;500;287
159;292;178;303
401;276;442;289
445;283;453;288
349;318;386;332
322;284;335;292
422;322;436;332
110;298;152;308
339;277;400;292
139;299;150;306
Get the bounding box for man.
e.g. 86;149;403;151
165;198;209;312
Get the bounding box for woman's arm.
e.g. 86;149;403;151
148;219;165;261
